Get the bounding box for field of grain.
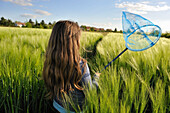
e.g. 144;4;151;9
0;27;169;113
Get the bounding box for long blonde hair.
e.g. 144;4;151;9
43;20;86;100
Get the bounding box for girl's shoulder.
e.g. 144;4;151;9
80;60;90;78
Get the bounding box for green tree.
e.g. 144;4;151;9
52;21;56;27
106;29;113;32
80;25;87;31
48;22;52;29
34;20;39;28
90;27;94;31
29;19;34;26
0;17;5;25
7;19;13;26
40;20;45;26
119;30;123;33
43;24;49;29
114;28;117;32
0;17;8;26
26;22;32;28
48;22;52;25
39;24;44;29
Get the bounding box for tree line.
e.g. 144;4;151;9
0;17;169;38
25;19;55;29
0;17;55;29
80;25;123;33
0;17;15;27
161;32;170;38
0;17;121;32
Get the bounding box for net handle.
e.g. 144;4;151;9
99;48;128;73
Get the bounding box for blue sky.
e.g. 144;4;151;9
0;0;170;32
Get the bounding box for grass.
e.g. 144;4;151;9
0;27;169;113
86;33;170;113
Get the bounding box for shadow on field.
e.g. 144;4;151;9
82;37;103;59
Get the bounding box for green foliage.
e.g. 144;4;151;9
40;20;45;26
0;17;15;27
0;17;53;29
43;24;49;29
114;28;117;32
106;29;113;32
26;22;32;28
80;25;87;31
90;27;95;31
161;32;170;38
39;24;44;29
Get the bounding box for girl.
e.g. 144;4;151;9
43;20;100;113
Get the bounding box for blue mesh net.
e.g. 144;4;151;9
122;11;162;51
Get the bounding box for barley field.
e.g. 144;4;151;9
0;27;169;113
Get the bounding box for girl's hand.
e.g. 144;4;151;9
95;73;101;77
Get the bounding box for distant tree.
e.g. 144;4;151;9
90;27;94;31
162;32;170;38
114;28;117;32
100;28;105;32
119;30;123;33
1;17;5;21
40;20;48;28
26;22;32;28
40;20;45;26
80;25;87;31
52;21;56;27
0;17;5;25
166;32;170;38
0;17;8;26
39;24;44;29
29;19;34;26
7;19;13;26
4;20;8;26
150;30;159;36
48;22;52;29
48;22;52;25
43;24;49;29
34;20;39;28
29;19;33;23
127;29;131;33
106;29;113;32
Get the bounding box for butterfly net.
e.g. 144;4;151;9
122;12;161;51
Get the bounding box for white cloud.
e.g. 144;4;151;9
34;9;51;16
92;22;114;28
152;19;170;33
20;9;51;19
113;18;121;21
20;13;39;18
115;1;170;14
158;2;166;5
3;0;33;6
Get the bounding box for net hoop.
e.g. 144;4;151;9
125;24;161;51
122;11;162;51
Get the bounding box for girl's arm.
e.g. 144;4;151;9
81;63;100;89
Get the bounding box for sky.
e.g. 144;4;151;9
0;0;170;32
